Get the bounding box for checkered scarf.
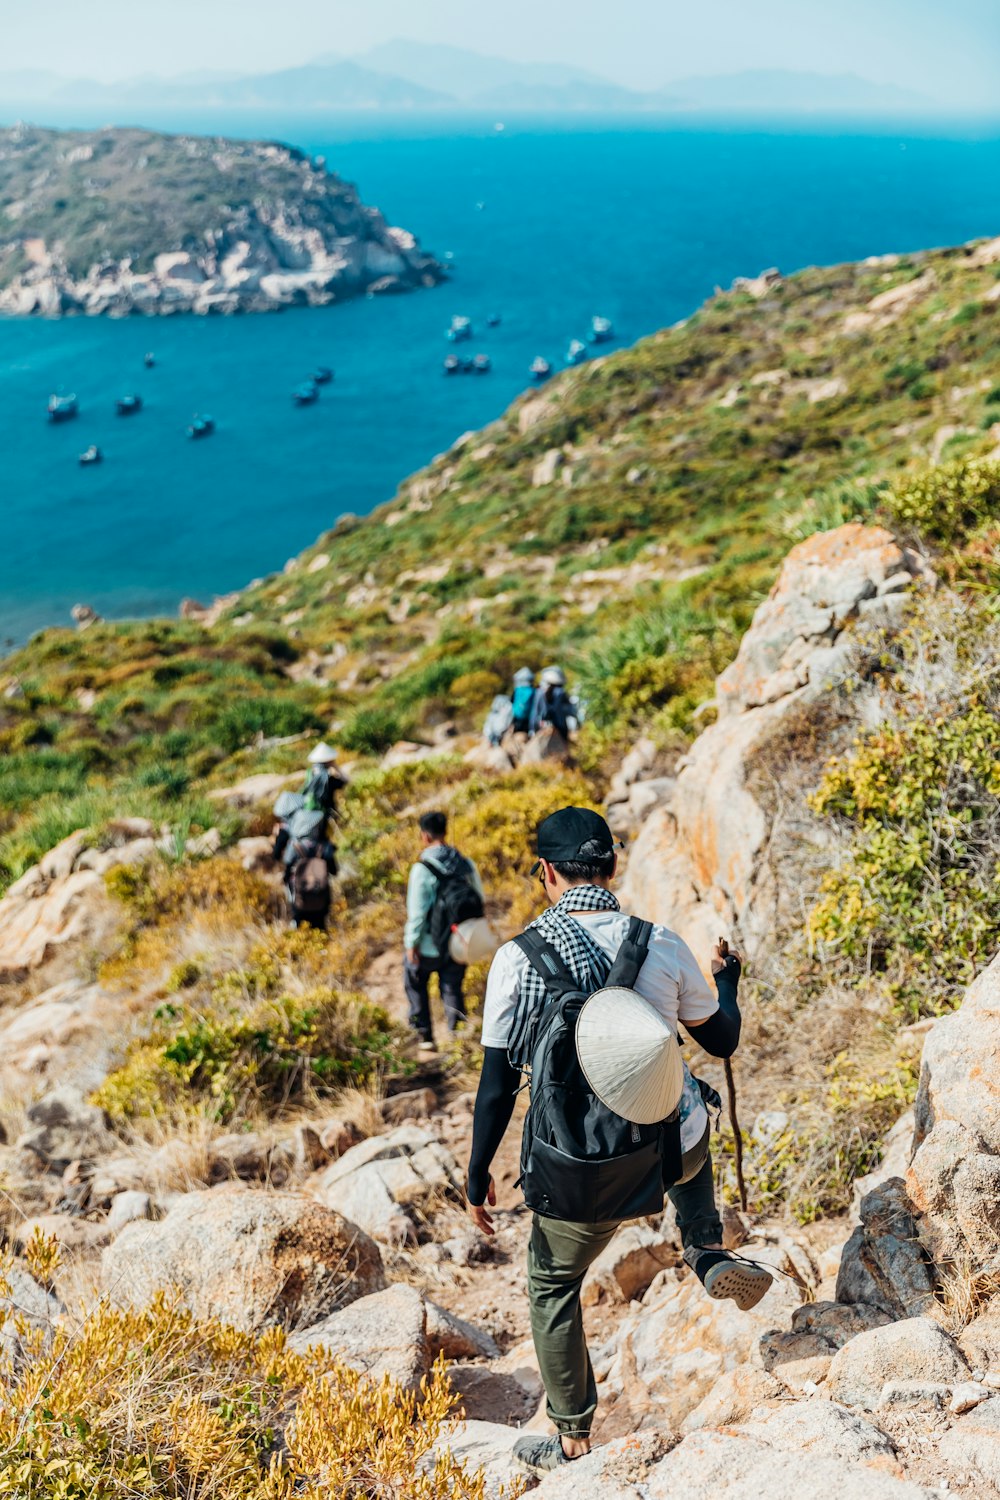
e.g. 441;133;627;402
507;885;620;1069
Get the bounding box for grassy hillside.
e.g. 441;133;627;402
2;235;999;886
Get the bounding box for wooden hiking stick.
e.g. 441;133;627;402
718;938;748;1213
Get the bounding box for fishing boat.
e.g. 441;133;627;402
589;315;614;343
530;357;552;382
47;394;78;422
443;354;462;375
312;366;334;385
566;339;588;366
446;315;472;342
187;415;215;439
472;353;492;373
78;445;102;466
292;381;319;406
144;352;155;368
115;394;142;415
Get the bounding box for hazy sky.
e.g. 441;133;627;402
2;0;998;105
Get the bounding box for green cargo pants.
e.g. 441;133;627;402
527;1151;722;1437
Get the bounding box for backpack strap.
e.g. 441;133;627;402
604;916;653;989
512;929;580;1004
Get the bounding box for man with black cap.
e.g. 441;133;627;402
465;805;770;1476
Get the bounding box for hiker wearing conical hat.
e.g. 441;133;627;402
465;806;771;1478
301;741;347;823
529;665;575;740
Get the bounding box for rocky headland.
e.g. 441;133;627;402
0;124;444;316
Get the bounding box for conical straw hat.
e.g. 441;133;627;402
576;987;684;1125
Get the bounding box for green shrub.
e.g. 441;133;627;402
94;984;396;1124
886;456;1000;544
339;705;410;755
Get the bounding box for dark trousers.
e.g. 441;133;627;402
528;1151;723;1438
291;905;328;931
403;952;466;1042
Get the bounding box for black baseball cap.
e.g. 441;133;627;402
530;806;623;875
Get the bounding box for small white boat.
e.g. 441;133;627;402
530;357;552;382
590;316;614;343
566;339;588;366
447;315;473;342
47;393;78;422
79;444;102;466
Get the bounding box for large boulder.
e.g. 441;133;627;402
825;1317;968;1410
102;1184;384;1332
620;523;928;962
908;952;1000;1268
310;1124;463;1242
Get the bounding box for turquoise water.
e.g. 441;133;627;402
1;112;998;645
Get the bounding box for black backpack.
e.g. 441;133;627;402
513;916;681;1223
423;855;484;956
289;839;333;912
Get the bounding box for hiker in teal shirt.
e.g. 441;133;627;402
404;810;485;1051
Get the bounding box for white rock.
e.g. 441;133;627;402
106;1190;153;1233
288;1283;429;1391
826;1317;968;1410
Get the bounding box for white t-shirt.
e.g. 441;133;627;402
481;908;718;1050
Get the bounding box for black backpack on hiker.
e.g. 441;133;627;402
289;839;333;912
423;856;485;957
512;917;682;1222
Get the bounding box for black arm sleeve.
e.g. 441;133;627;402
272;827;290;862
467;1047;521;1205
683;955;742;1059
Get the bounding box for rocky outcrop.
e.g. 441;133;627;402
102;1184;384;1332
621;524;930;961
0;826;156;982
0;125;443;317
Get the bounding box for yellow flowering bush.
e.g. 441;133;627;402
0;1284;511;1499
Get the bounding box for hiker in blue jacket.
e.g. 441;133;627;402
511;667;536;734
404;810;485;1052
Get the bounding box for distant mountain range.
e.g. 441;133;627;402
0;42;937;116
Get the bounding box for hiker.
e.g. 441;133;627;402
464;806;771;1477
511;667;536;734
301;741;347;822
529;666;575;740
483;694;514;747
404;811;486;1052
272;807;338;931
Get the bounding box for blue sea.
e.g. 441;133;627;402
1;111;998;646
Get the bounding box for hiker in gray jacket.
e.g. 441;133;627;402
404;811;485;1052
